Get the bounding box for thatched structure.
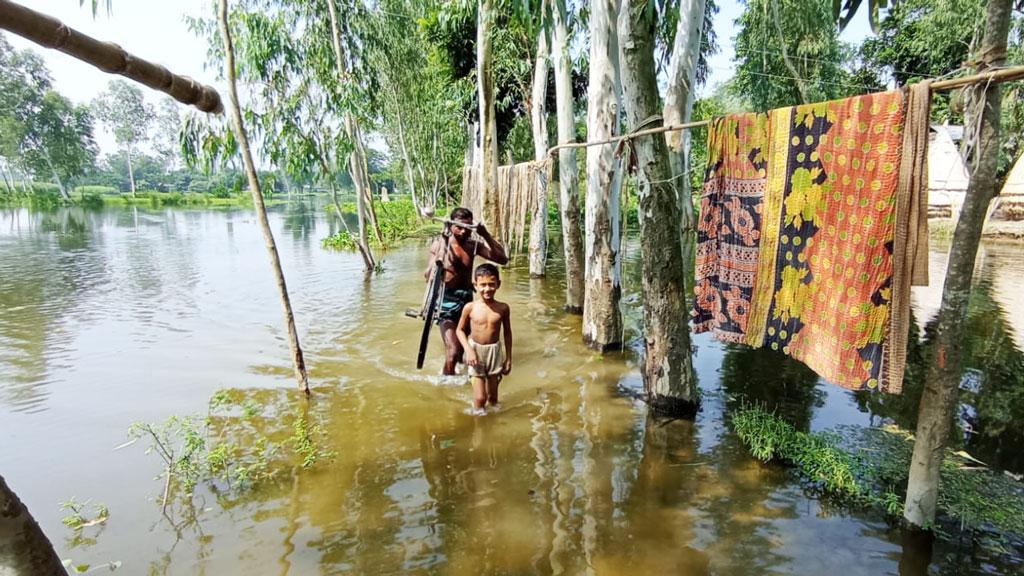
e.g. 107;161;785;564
462;159;552;254
997;152;1024;220
0;0;222;114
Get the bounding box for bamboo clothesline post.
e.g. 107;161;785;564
0;0;223;114
546;65;1024;158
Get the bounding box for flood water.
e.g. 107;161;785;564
1;203;1023;575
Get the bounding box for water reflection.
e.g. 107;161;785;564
857;271;1024;473
2;204;1024;575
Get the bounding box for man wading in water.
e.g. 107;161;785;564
425;207;509;376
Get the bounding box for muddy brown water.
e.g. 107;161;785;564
1;203;1022;575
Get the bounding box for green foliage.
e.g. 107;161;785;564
290;410;336;469
91;80;153;152
733;404;866;498
733;405;1024;538
128;387;341;505
59;497;109;530
733;0;865;110
322;230;359;251
0;37;97;193
323;198;433;250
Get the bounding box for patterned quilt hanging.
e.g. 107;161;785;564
693;89;929;394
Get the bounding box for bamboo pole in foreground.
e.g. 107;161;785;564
0;0;223;114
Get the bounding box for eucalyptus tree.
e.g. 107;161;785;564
733;0;848;110
903;0;1015;531
217;0;310;394
0;39;96;200
528;0;550;277
583;0;624;350
92;79;154;196
187;0;378;270
478;0;501;236
618;0;696;413
324;0;382;251
153;98;183;171
365;0;469;216
550;0;584;311
22;92;97;200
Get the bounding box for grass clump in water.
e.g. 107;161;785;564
732;404;1024;538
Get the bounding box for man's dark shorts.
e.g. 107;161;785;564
437;288;474;325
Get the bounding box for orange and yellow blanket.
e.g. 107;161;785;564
693;89;928;394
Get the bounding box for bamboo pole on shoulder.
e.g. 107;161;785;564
0;0;222;114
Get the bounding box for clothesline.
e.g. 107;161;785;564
546;65;1024;158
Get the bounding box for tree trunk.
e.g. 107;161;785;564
583;0;624;350
769;0;809;103
902;0;1012;530
663;0;704;183
551;0;584;312
477;0;501;237
618;0;697;415
529;5;550;277
352;117;384;246
320;153;374;270
219;0;310;395
41;149;70;202
0;163;15;193
345;114;376;270
0;474;66;576
326;0;377;271
392;89;423;214
125;145;137;197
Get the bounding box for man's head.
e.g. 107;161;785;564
450;207;474;240
473;263;501;300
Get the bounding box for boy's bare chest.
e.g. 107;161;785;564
470;305;502;328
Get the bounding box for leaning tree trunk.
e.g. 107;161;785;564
477;0;501;237
903;0;1012;529
219;0;309;395
551;0;584;312
618;0;697;414
0;474;66;576
326;0;376;271
125;145;137;197
42;149;70;202
582;0;624;350
351;118;383;245
528;3;550;277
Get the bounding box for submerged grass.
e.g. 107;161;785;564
732;404;1024;538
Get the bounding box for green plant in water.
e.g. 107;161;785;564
732;405;1024;540
60;497;109;530
322;230;358;251
290;410;336;469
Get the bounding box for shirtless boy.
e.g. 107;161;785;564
455;264;513;413
426;208;508;375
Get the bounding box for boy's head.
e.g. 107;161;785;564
473;263;501;300
450;207;474;239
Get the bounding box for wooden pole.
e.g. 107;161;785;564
0;0;223;114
